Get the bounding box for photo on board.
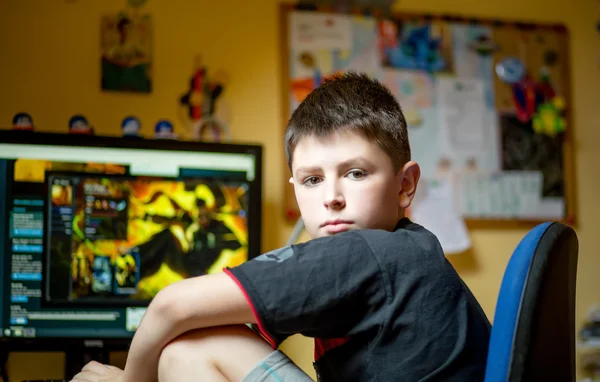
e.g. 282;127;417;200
100;12;153;93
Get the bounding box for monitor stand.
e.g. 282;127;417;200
64;347;110;380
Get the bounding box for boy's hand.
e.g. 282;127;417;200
71;361;125;382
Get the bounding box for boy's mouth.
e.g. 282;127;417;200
320;219;354;228
321;220;354;234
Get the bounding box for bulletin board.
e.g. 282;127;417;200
280;4;576;228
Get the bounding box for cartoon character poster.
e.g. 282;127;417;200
379;19;454;73
100;12;153;93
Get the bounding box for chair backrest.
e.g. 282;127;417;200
484;222;579;382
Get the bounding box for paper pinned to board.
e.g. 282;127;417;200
289;12;352;51
410;178;471;255
455;170;564;219
436;77;487;156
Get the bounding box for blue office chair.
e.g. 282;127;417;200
484;222;579;382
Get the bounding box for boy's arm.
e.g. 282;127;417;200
122;272;255;382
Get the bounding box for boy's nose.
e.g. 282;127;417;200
324;196;345;210
323;183;346;210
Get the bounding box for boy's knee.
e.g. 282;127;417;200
158;327;231;381
160;326;234;365
158;325;274;381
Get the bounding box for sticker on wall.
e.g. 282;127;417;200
101;12;153;93
154;119;176;139
495;57;525;84
12;112;34;131
69;115;95;135
122;116;142;138
178;56;231;142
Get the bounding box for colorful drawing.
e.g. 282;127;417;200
380;69;434;127
101;12;152;93
379;20;453;72
291;51;341;105
289;13;379;111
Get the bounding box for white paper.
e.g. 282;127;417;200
410;178;471;255
454;171;563;219
536;197;565;219
437;77;487;155
289;12;352;51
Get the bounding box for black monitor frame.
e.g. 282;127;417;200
0;130;263;365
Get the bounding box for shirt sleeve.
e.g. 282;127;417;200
224;231;386;348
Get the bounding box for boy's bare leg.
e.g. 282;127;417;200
158;324;274;382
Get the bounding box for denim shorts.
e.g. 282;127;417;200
241;350;314;382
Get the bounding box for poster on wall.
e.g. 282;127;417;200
100;12;153;93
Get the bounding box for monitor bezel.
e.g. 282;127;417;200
0;130;263;352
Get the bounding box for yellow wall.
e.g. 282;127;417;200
0;0;598;381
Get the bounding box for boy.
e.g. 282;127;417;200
72;72;491;382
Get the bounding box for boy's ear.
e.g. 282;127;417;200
399;161;420;209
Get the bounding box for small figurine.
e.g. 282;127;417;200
122;116;142;138
12;112;34;131
69;114;94;135
154;119;176;139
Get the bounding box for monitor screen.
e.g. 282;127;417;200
0;131;262;350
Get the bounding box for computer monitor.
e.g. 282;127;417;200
0;130;262;376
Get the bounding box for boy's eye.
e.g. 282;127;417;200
347;170;366;180
303;176;321;186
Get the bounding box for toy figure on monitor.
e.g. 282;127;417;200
12;112;34;131
122;116;142;138
178;55;230;142
69;115;95;135
154;119;176;139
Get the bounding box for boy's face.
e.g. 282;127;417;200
290;131;420;238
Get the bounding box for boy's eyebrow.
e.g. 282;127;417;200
294;157;374;177
337;157;373;169
294;165;322;177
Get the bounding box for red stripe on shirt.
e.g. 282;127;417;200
223;268;277;349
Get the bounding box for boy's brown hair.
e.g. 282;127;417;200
284;72;410;172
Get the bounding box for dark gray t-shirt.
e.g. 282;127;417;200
225;218;491;381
